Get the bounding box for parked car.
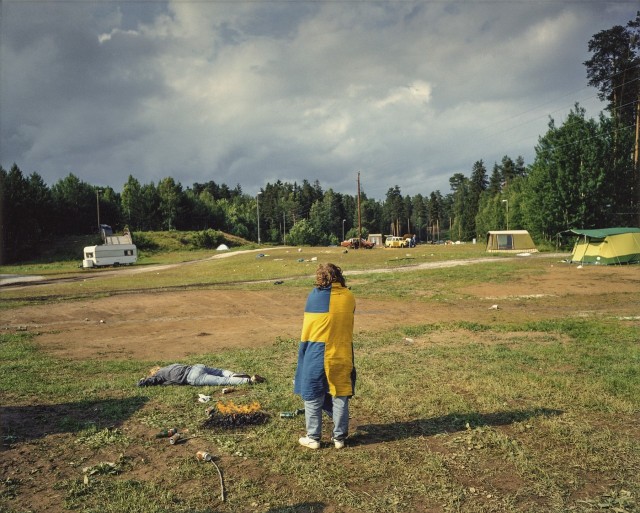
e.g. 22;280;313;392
385;236;408;248
340;238;375;249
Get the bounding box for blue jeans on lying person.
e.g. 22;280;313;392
186;364;251;386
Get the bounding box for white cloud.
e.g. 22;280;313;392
374;81;433;109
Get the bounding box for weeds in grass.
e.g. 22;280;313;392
75;427;130;449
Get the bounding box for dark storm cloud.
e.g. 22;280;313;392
1;1;169;182
1;0;635;198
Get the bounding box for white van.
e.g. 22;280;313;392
83;244;137;268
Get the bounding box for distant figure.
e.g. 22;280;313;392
294;263;356;450
137;363;266;387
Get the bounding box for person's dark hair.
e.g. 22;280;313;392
315;263;346;288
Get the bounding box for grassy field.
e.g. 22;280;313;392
1;242;512;304
1;244;639;513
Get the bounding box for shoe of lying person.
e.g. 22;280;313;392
250;374;266;384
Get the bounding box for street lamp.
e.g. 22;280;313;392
342;219;346;241
502;199;509;230
256;192;262;245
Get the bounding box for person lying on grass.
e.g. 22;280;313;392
136;363;266;387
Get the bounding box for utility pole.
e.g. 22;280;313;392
357;172;362;242
635;92;640;226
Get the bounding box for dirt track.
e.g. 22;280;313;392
2;254;639;361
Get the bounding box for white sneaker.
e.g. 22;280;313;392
298;436;320;449
333;439;345;449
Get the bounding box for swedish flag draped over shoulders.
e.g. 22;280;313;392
294;283;356;400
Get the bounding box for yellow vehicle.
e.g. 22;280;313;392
385;236;407;248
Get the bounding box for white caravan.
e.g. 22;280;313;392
83;244;137;268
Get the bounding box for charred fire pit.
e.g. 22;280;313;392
203;400;269;428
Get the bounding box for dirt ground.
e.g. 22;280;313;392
1;256;639;513
2;258;640;361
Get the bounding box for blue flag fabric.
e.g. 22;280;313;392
294;283;356;400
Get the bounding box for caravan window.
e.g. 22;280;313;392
85;252;94;258
124;250;133;256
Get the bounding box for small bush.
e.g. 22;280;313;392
191;229;224;249
131;232;159;251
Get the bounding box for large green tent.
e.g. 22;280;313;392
564;227;640;265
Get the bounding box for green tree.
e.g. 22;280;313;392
428;190;443;241
0;164;54;263
500;156;516;188
487;163;502;195
449;173;468;241
468;160;488;239
360;194;383;237
585;12;640;223
514;156;527;178
383;186;404;235
585;12;640;127
295;179;323;220
98;186;122;230
139;182;161;231
476;193;506;236
401;195;413;236
157;177;183;230
217;197;251;239
261;181;300;243
287;218;316;246
50;173;96;235
121;175;144;230
309;189;342;245
524;105;612;239
411;194;428;241
450;174;479;242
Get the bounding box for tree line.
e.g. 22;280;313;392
1;13;638;264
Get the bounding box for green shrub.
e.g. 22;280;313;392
191;229;224;249
131;232;159;251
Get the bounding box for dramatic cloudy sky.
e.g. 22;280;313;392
0;1;636;199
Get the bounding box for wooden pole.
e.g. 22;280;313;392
357;172;362;241
635;93;640;226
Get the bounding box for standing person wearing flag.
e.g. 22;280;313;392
294;263;356;450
